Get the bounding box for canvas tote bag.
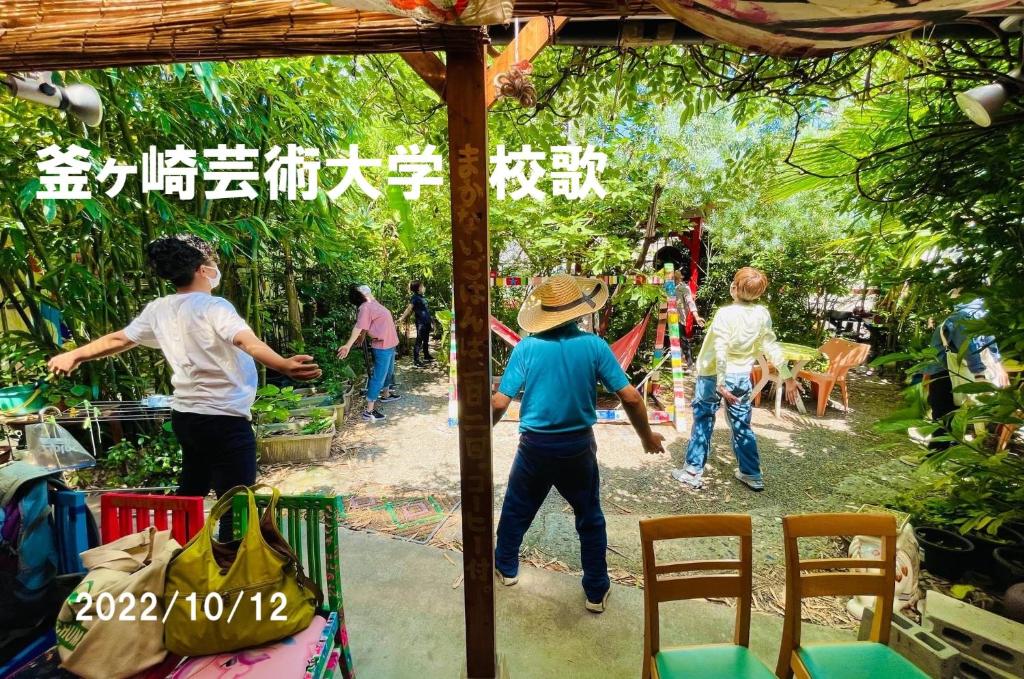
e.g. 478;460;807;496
163;485;321;657
941;324;1001;406
55;528;180;679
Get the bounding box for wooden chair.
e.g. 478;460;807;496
640;514;774;679
776;513;928;679
796;339;870;417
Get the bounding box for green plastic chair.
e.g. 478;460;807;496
233;492;353;678
639;514;774;679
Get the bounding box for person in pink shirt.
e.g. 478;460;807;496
337;284;401;422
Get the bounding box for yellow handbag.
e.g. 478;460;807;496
162;485;321;656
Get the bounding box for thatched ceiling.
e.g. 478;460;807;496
1;0;1021;71
0;1;668;71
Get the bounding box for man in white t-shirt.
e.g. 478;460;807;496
48;235;320;538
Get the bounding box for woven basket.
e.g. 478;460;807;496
257;426;335;464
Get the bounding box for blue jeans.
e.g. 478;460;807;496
685;374;762;480
367;347;396;402
495;429;609;602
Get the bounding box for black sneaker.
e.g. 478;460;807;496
379;393;402;403
361;410;386;423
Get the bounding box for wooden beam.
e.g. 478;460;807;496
400;51;447;100
446;39;497;679
485;16;569;109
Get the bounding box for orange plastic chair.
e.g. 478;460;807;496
776;512;928;679
640;514;774;679
796;339;870;417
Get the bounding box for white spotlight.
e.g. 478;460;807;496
2;72;103;127
956;69;1022;128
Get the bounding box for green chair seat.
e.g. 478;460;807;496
797;642;929;679
655;645;775;679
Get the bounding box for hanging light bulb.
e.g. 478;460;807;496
2;71;103;127
956;69;1022;127
957;16;1024;128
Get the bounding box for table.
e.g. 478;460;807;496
752;342;820;417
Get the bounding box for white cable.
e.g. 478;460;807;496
514;18;520;64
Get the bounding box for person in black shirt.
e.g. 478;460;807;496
398;280;434;367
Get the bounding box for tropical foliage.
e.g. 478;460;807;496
2;35;1021;513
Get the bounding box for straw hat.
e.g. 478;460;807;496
517;274;609;334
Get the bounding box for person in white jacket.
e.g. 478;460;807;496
672;267;798;492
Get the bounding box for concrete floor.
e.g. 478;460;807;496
337;529;852;679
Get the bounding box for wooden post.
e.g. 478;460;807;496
446;38;497;679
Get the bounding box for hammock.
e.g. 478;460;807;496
490;316;522;348
489;312;652;373
610;311;651;372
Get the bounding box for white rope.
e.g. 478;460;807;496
514;18;520;64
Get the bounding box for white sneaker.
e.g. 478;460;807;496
585;590;610;613
734;469;765;492
495;569;518;586
671;468;703;489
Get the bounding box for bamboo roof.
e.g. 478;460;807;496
1;0;1022;71
0;1;472;70
0;1;670;71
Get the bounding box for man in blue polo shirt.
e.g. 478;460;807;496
491;274;666;613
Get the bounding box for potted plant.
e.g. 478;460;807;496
993;547;1024;592
252;387;335;464
913;526;975;581
288;371;356;427
891;456;1024;581
969;523;1024;574
251;384;302;425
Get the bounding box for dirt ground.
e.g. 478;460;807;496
259;352;919;627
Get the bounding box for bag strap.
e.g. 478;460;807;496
247;484;325;609
81;527;161;571
939;321;955;353
203;485;260;545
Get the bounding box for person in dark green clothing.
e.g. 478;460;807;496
491;274;666;613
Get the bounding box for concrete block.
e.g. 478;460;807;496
923;591;1024;677
954;655;1019;679
860;606;961;678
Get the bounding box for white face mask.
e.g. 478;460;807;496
204;265;222;290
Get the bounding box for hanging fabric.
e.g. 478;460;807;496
650;0;1016;55
489;311;651;372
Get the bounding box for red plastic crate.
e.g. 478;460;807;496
100;493;206;546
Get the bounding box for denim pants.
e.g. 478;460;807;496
495;429;609;602
685;373;762;480
367;347;396;402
